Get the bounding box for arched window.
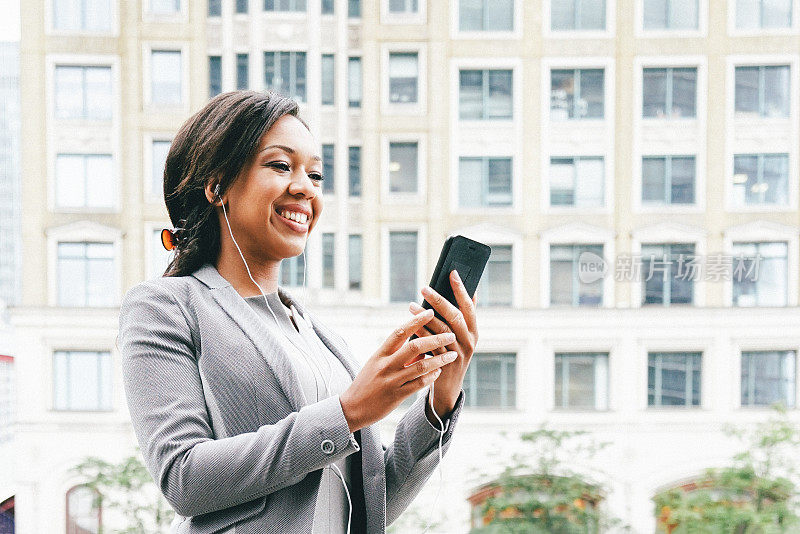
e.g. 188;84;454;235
0;496;14;534
65;485;101;534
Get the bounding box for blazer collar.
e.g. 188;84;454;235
190;262;360;407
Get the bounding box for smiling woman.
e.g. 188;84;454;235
119;90;471;534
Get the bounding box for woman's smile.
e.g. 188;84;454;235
274;208;310;233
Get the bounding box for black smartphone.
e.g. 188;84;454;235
410;234;491;352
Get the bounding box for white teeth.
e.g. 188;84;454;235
279;210;309;224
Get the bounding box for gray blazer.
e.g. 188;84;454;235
118;262;465;534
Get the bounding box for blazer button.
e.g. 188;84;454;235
321;439;335;454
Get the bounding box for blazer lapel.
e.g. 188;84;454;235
192;263;307;412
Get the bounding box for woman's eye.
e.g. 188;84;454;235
309;173;324;182
268;162;290;171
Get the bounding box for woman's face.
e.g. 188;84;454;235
217;114;324;264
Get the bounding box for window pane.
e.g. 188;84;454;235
486;0;513;31
150;0;180;14
348;0;360;17
348;146;361;197
348;234;362;290
555;353;608;409
151;50;182;105
321;54;334;105
236;0;249;13
580;0;606;30
348;57;362;107
459;70;483;119
550;69;574;120
84;67;112;120
55;155;85;208
389;142;418;193
208;56;222;98
321;0;334;13
85;155;113;208
762;154;789;205
486;158;512;206
479;245;512;306
742;351;796;407
642;157;666;203
236;53;249;90
208;0;221;15
669;0;698;28
671;67;696;118
388;52;418;104
549;158;576;206
574;157;604;207
736;0;760;28
762;0;792;27
642;68;667;117
464;353;516;409
735;67;759;116
579;69;604;118
764;66;790;118
322;144;334;194
322;233;335;288
669;243;695;304
670;156;695;204
55;67;84;119
294;52;306;101
643;0;668;28
549;245;574;305
151;140;171;197
551;0;576;30
54;0;82;31
486;70;513;119
389;231;417;302
648;352;701;407
459;157;483;207
459;0;483;31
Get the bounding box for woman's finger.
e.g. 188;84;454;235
409;302;449;335
421;283;470;344
379;308;434;357
406;322;447;361
399;367;442;395
450;270;477;334
392;332;455;366
400;351;457;383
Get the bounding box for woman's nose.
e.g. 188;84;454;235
287;168;317;198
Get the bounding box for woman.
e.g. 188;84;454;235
118;91;480;534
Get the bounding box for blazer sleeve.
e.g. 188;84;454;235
384;385;466;526
119;281;360;518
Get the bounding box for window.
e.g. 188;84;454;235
321;54;335;105
459;157;512;207
322;233;335;288
643;0;698;30
348;0;361;17
53;351;112;411
208;0;221;15
733;154;789;206
151;139;171;197
348;57;362;107
209;55;222;98
66;485;102;533
642;156;695;205
459;69;513;120
549;156;604;207
736;0;792;29
550;68;604;120
236;53;249;90
149;228;172;279
742;350;796;407
477;245;512;306
55;154;114;209
735;66;790;118
0;356;13;444
732;241;788;307
322;0;334;13
54;66;112;120
642;67;697;118
549;244;604;306
348;234;362;290
388;52;418;104
648;352;702;407
459;0;514;31
389;0;417;14
149;0;181;14
551;0;606;30
279;252;305;286
151;50;182;105
264;51;306;102
236;0;249;13
389;142;418;193
349;146;361;197
554;352;609;410
265;0;306;10
53;0;112;31
389;231;417;302
463;353;516;409
641;243;695;305
57;242;116;307
322;144;334;194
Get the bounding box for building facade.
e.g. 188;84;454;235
12;0;800;532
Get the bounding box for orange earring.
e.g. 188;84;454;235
161;228;181;251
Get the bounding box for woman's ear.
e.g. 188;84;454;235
204;180;223;206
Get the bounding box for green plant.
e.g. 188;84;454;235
468;427;625;533
654;404;800;533
71;450;174;534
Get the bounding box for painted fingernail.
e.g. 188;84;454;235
453;270;461;282
444;333;456;342
443;352;457;362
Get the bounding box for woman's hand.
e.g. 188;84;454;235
407;270;479;418
339;309;459;433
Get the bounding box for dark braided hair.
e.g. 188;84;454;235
162;91;307;277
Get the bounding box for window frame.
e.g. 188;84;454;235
381;0;426;24
142;0;187;22
543;0;615;39
553;352;610;411
46;221;123;307
381;44;426;116
381;134;427;204
143;133;174;203
381;224;426;305
728;0;798;36
733;65;792;119
142;43;189;112
46;0;118;36
52;153;117;212
635;0;708;38
546;155;606;210
731;152;790;208
52;350;114;412
740;350;797;408
463;352;518;410
540;222;615;308
263;50;308;104
452;0;522;40
734;343;800;409
647;351;703;408
457;156;514;209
